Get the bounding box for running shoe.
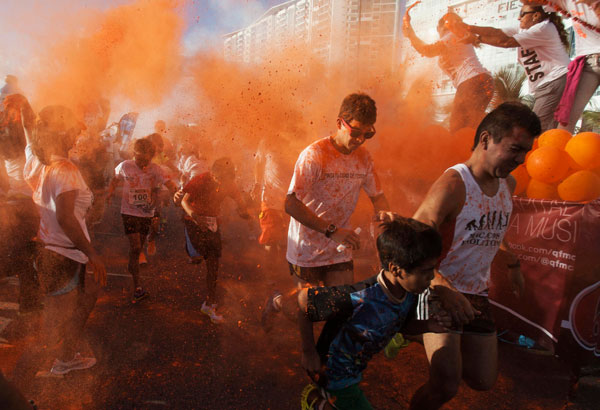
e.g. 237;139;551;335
300;383;320;410
384;332;410;359
139;253;148;265
147;240;156;256
261;291;282;333
201;301;224;323
50;353;96;375
132;287;148;303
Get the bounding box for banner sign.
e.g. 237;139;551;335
489;198;600;362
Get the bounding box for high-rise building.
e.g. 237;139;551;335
224;0;598;122
223;0;404;78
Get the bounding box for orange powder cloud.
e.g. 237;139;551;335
27;0;184;119
187;43;472;217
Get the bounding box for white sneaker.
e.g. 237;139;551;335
50;353;97;375
201;301;224;323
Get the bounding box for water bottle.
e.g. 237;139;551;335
336;227;361;252
518;334;535;349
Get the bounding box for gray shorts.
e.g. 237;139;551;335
532;74;567;132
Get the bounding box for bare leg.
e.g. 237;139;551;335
410;332;462;410
126;233;143;289
461;332;498;391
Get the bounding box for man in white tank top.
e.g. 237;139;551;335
409;102;541;409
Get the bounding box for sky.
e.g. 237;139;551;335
183;0;282;54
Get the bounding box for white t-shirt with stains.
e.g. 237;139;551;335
115;160;166;218
503;21;570;94
549;0;600;56
438;32;490;88
24;149;93;264
286;137;383;268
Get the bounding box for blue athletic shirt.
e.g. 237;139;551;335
307;271;417;391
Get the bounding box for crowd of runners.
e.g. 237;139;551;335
0;0;598;409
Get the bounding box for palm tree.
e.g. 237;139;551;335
580;101;600;133
491;64;534;108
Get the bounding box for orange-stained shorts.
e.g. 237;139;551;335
258;204;288;246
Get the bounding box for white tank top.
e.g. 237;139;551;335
438;164;513;295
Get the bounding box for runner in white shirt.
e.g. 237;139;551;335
541;0;600;132
107;137;177;302
458;5;571;131
24;105;106;376
404;10;494;132
261;93;390;331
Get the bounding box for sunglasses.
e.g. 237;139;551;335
519;10;537;18
339;117;376;140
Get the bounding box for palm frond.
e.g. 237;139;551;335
491;65;528;108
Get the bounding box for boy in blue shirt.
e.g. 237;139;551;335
298;217;451;410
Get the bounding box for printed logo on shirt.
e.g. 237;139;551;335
521;49;544;82
462;211;510;247
323;172;367;179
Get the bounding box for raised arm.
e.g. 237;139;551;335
403;13;445;57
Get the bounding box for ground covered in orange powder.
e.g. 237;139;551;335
0;195;591;409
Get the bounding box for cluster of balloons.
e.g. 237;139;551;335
512;130;600;202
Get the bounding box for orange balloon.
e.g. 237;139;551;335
525;139;539;163
564;132;600;170
511;165;530;196
558;170;600;202
527;179;559;200
538;128;572;150
526;146;571;183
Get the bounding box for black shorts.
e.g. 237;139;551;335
288;261;354;285
184;218;222;259
35;248;85;295
122;214;152;236
417;289;496;335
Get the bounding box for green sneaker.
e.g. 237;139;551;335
384;333;410;359
301;383;320;410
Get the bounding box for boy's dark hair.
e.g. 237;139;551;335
376;217;442;271
338;93;377;125
133;137;156;157
472;102;541;150
212;157;235;179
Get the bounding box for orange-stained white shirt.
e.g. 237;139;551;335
24;148;93;264
438;164;513;295
286;137;383;268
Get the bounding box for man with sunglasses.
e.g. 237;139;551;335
284;93;389;290
262;93;389;331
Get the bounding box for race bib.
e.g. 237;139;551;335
128;188;151;206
